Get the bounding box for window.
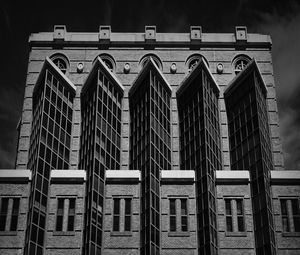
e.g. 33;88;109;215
280;198;300;232
112;197;132;232
55;198;76;232
139;54;163;70
94;54;116;72
232;55;250;74
50;54;69;74
225;198;245;232
186;54;209;72
169;198;188;232
0;197;20;231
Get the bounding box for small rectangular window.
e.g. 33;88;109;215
67;198;75;231
56;198;64;231
225;198;245;232
56;198;76;232
0;198;20;231
236;199;244;231
181;199;188;232
225;199;233;232
10;198;20;231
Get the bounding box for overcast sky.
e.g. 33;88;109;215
1;0;300;169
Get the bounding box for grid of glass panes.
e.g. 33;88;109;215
130;69;171;255
178;70;221;255
25;69;74;255
79;68;122;255
225;71;276;255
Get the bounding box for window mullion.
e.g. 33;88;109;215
62;199;69;231
287;199;295;232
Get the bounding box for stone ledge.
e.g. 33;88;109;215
0;169;31;182
106;170;140;183
161;170;195;183
216;170;250;184
50;170;86;183
271;170;300;184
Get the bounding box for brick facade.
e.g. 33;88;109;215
1;26;299;254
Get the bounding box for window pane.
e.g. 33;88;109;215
170;216;176;231
226;217;233;232
56;216;63;231
236;200;243;215
170;199;176;215
181;199;187;215
282;217;289;232
291;200;299;215
237;216;244;231
181;216;188;231
114;199;120;214
125;216;131;231
294;217;300;232
0;198;9;231
225;200;231;215
113;216;119;231
125;199;131;215
69;198;75;215
67;215;74;231
280;200;287;215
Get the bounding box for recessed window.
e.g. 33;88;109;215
139;54;162;70
112;197;132;232
0;197;20;231
55;198;76;232
233;55;251;74
50;54;69;74
169;198;188;232
280;198;300;232
225;198;245;232
186;54;209;72
94;54;116;72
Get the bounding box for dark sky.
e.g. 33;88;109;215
1;0;300;169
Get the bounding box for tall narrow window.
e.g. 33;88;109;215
56;198;64;231
181;199;188;232
170;199;176;232
225;200;233;232
124;199;131;231
237;199;245;231
68;198;76;231
10;198;20;231
0;198;8;231
113;198;120;232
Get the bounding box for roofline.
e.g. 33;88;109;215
224;58;267;98
33;57;76;95
81;56;124;96
29;32;272;49
176;58;220;97
128;57;172;97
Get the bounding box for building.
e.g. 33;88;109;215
0;25;299;255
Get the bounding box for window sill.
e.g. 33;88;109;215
168;232;190;237
53;231;75;236
226;232;247;237
0;231;17;236
110;231;132;237
282;232;300;237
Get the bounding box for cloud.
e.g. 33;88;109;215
255;5;300;169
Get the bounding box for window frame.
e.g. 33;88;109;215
224;197;247;236
111;196;133;234
280;197;300;235
0;197;21;233
55;197;76;233
168;196;190;235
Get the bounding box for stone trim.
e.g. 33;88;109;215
50;170;86;183
0;169;31;182
161;170;195;183
216;170;250;184
271;171;300;184
106;170;140;183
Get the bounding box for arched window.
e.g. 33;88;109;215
139;54;163;70
93;54;116;72
186;54;209;72
233;55;251;74
50;53;69;74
